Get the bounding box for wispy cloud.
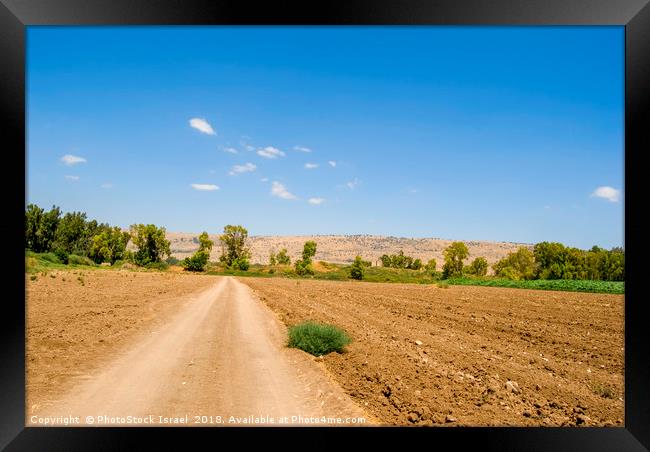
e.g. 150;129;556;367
191;183;220;191
271;181;296;200
61;154;86;166
328;160;337;168
260;177;269;182
346;178;360;190
257;146;285;159
304;163;319;169
591;186;621;203
223;147;238;154
294;146;312;153
229;162;257;176
308;197;325;205
189;118;216;135
100;183;113;189
64;175;79;181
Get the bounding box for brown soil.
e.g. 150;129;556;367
26;270;215;415
26;271;370;425
239;277;624;427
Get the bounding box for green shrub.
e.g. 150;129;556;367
166;256;180;265
182;250;209;272
68;254;95;266
288;321;352;356
349;256;365;280
145;261;169;271
39;252;61;264
294;259;314;276
53;248;69;264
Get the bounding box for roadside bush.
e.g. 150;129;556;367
182;250;209;272
287;321;352;356
68;254;95;266
349;256;365;280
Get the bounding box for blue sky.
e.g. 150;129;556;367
27;26;624;249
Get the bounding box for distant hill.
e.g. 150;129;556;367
166;232;531;267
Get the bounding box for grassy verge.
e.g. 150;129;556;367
445;277;624;294
287;321;352;356
25;251;168;274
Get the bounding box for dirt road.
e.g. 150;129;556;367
29;276;369;426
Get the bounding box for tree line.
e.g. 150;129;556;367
26;204;624;281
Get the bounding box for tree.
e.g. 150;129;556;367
218;225;251;270
442;241;469;279
89;227;131;264
269;251;277;266
25;204;61;253
129;224;171;265
409;258;422;270
182;231;213;272
349;256;365;280
492;247;535;280
380;254;391;267
52;211;90;259
295;240;317;276
425;258;437;274
276;248;291;265
467;257;488;277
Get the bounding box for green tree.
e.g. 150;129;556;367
492;247;535;280
467;257;488;277
295;240;317;276
52;211;90;259
442;241;469;279
129;224;171;265
182;231;213;272
349;256;365;280
25;204;61;253
89;227;131;264
269;251;277;266
276;248;291;265
218;225;251;270
380;254;391;267
425;258;437;274
409;258;422;270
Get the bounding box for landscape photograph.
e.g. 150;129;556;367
25;26;624;427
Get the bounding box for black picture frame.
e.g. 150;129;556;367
1;0;648;450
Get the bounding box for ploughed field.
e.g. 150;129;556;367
240;277;624;426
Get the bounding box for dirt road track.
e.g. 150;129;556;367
30;277;370;426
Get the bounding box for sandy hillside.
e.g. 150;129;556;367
166;233;531;266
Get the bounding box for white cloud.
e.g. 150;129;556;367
64;175;79;181
260;177;269;182
591;186;621;203
229;162;257;176
189;118;216;135
257;146;285;159
294;146;312;153
328;160;337;168
271;181;296;200
304;163;319;169
407;188;418;194
191;183;220;191
544;205;551;210
346;178;360;190
100;183;113;189
308;197;325;205
223;147;238;154
61;154;86;166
